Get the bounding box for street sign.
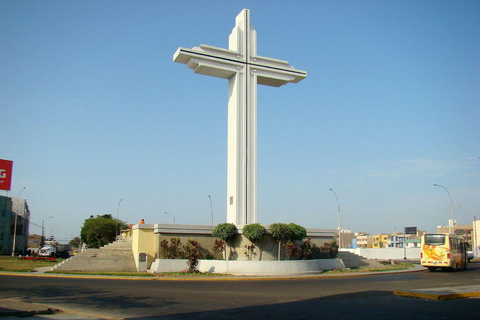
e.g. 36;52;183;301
0;159;13;191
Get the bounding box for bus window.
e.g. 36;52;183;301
424;234;445;245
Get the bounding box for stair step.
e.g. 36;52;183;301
54;237;136;272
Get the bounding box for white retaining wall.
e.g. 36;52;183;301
149;259;345;275
342;248;421;260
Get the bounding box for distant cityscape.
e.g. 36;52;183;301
337;224;475;250
1;194;478;259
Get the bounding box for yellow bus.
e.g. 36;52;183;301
421;233;468;271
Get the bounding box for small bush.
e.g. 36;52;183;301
160;237;184;259
185;239;205;273
212;239;226;260
312;241;338;259
244;243;256;261
284;241;301;260
300;238;313;260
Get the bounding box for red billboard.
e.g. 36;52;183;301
0;159;13;191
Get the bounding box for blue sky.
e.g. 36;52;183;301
1;0;479;242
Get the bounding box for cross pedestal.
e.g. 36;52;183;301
173;9;307;226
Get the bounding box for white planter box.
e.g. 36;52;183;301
149;258;345;275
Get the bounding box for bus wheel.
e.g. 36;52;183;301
428;267;437;272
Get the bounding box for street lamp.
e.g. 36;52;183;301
433;184;455;233
11;187;26;257
164;212;176;224
115;199;122;241
41;216;53;247
208;195;213;226
457;205;476;217
18;187;26;199
329;188;342;249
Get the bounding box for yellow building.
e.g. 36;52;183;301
371;234;389;249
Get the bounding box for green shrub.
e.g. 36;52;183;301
243;223;267;242
212;223;237;241
288;223;307;241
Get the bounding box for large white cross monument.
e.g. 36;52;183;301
173;9;307;226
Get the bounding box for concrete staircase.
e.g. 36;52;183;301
338;251;384;269
53;237;136;272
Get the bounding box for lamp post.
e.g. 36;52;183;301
18;187;26;199
329;188;342;249
433;184;455;233
164;212;175;224
208;195;213;226
11;210;18;257
458;205;477;258
41;216;53;247
11;187;26;257
115;199;122;241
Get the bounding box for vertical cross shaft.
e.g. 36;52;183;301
173;9;306;226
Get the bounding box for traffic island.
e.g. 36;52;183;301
394;285;480;300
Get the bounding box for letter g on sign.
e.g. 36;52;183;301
0;169;6;179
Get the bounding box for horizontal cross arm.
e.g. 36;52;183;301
252;65;307;87
174;47;244;79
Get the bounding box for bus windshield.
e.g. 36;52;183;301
424;234;446;245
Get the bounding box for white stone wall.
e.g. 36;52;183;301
341;247;421;260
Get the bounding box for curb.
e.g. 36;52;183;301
394;285;480;300
0;265;426;281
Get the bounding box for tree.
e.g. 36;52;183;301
212;223;237;260
243;223;267;260
68;237;82;252
288;223;307;241
80;214;127;248
269;223;292;261
243;223;267;243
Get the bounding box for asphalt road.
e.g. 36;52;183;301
2;263;480;319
